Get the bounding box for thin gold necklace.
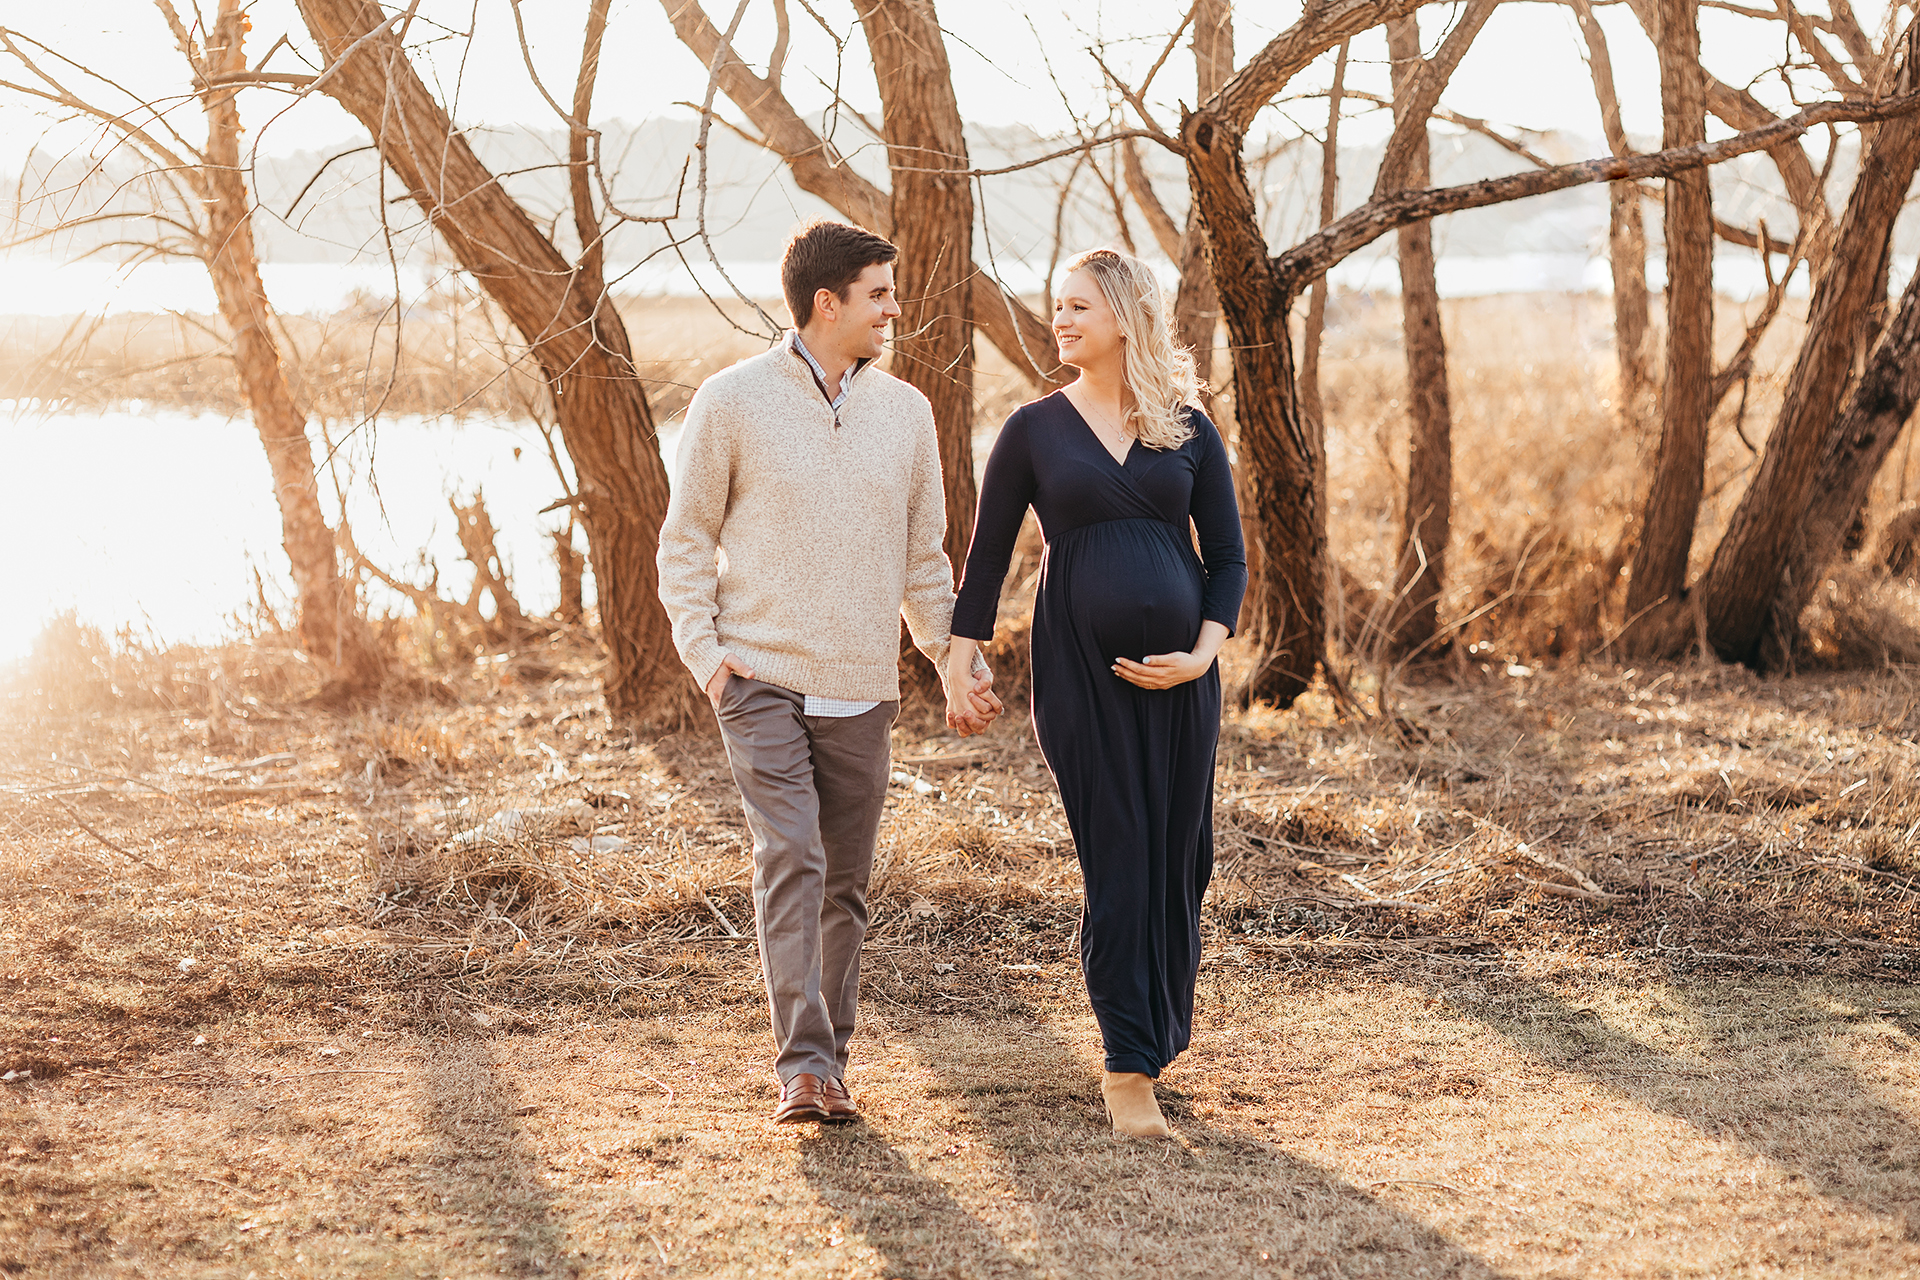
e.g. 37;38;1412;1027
1074;390;1132;444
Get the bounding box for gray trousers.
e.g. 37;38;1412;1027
713;676;897;1084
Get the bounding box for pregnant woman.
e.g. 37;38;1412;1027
946;248;1246;1138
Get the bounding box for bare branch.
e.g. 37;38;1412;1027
279;143;376;218
507;0;586;128
1216;0;1429;133
571;0;613;299
1090;48;1177;144
659;0;888;230
1137;1;1202;101
1373;0;1501;197
694;0;783;335
1122;137;1183;259
886;128;1178;176
1342;89;1556;169
1275;92;1920;293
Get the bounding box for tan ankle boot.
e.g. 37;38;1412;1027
1102;1071;1173;1138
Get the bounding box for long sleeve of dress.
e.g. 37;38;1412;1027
951;408;1037;641
1190;414;1247;635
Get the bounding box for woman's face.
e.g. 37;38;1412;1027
1053;269;1124;371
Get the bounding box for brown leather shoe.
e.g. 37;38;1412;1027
821;1076;860;1123
773;1072;832;1123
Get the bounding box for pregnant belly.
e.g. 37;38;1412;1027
1052;520;1205;662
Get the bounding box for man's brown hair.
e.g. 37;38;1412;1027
781;219;898;330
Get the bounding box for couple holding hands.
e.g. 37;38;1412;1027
657;219;1245;1138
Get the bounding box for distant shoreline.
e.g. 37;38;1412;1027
0;249;1844;320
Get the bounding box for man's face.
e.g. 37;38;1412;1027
822;262;900;363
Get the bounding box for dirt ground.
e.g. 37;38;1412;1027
5;640;1920;1277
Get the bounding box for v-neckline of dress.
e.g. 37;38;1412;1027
1056;390;1135;470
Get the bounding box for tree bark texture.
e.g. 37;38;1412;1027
854;0;975;582
1184;107;1322;707
1571;0;1653;424
1273;94;1920;290
1754;251;1920;669
1179;0;1920;702
1624;0;1713;632
1173;0;1233;401
1617;0;1836;279
295;0;686;723
199;2;383;693
660;0;1062;390
1383;15;1458;660
1299;39;1349;437
1695;28;1920;663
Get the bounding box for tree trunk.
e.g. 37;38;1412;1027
855;0;975;691
554;528;586;625
1173;0;1233;401
1299;40;1349;437
1384;16;1454;661
199;1;382;695
1572;0;1653;425
1184;108;1322;707
1692;29;1920;663
295;0;689;723
660;0;1063;391
1624;0;1714;635
855;0;974;582
1615;0;1837;282
1755;251;1920;668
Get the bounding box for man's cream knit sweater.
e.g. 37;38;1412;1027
656;338;960;702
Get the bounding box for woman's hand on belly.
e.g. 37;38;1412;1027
1111;620;1231;690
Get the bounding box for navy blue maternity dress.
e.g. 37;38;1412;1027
952;391;1246;1077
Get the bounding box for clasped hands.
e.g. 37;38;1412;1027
706;649;1003;738
944;666;1002;737
942;637;1003;737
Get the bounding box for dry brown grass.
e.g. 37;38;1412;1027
8;289;1920;1273
1307;292;1920;669
0;294;775;426
5;619;1920;1275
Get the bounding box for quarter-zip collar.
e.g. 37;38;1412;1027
789;330;871;427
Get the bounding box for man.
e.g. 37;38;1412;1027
657;219;1001;1124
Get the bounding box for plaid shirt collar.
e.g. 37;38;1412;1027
789;331;867;415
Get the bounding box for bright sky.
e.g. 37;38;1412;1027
0;0;1867;171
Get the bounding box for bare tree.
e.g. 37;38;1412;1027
1690;25;1920;662
1756;253;1920;668
1178;0;1920;705
1177;0;1234;401
661;0;1062;392
0;3;386;696
854;0;976;586
1296;40;1348;439
1377;0;1496;660
1570;0;1652;427
1624;0;1714;634
289;0;691;723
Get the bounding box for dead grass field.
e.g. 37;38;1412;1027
5;629;1920;1277
7;288;1920;1274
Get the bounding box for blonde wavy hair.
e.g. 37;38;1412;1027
1061;247;1201;450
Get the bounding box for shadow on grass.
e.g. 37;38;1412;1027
1411;971;1920;1242
822;992;1513;1280
410;1037;572;1278
796;1124;1042;1280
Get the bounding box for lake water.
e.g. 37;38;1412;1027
0;242;1847;668
0;407;681;665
